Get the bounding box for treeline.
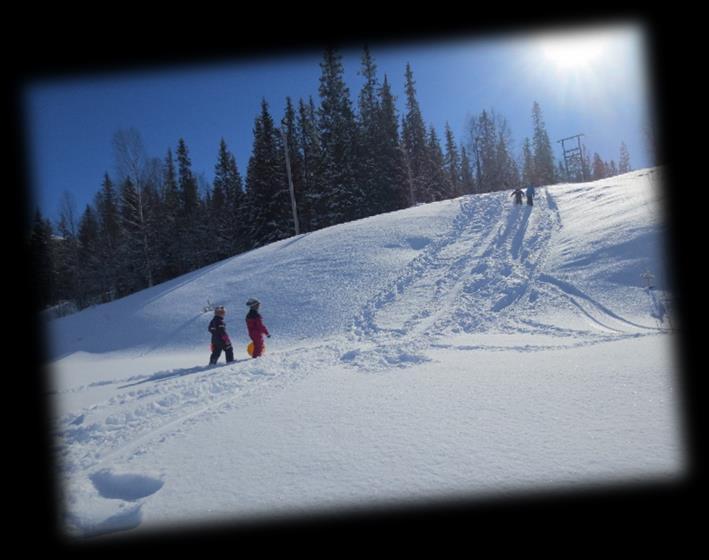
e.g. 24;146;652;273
29;46;633;314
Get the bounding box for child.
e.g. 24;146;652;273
511;188;524;205
208;306;234;365
245;298;270;358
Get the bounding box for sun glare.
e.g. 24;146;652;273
538;32;609;70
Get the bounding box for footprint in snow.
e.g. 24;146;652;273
90;469;164;501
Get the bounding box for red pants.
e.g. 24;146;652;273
251;337;264;358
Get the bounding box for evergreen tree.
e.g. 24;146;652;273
280;98;303;235
118;178;153;291
531;101;556;186
608;160;618;177
591;152;607;180
444;123;461;197
459;146;476;194
317;47;361;225
245;98;291;247
112;129;158;288
495;118;519;190
422;126;452;201
402;63;429;204
356;46;381;217
468;110;517;193
375;74;409;211
297;97;322;232
619;141;632;173
94;174;122;299
581;145;591;182
176;138;206;271
156;148;182;280
54;192;80;304
29;208;55;309
177;138;200;218
76;205;102;306
226;150;245;254
521;137;534;186
468;110;497;193
210;138;239;260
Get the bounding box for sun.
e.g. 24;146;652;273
537;31;609;70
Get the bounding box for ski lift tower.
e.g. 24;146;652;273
557;134;586;182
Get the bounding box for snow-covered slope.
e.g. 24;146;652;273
46;167;683;539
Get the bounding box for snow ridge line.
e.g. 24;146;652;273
537;273;660;333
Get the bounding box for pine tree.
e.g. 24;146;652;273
317;47;361;225
297;97;321;232
177;138;200;218
356;46;381;217
619;141;632;173
423;126;451;201
76;205;102;306
468;109;519;192
226;150;245;254
375;74;409;211
110;129;157;290
402;63;429;204
444;123;461;197
245;98;291;247
521;137;534;186
531;101;556;186
156;148;182;280
581;145;591;182
94;174;122;299
591;152;607;180
608;160;618;176
495;118;519;191
280;98;303;235
29;208;55;309
211;138;243;259
176;138;206;271
468;110;497;193
459;147;476;194
53;192;80;304
118;178;153;291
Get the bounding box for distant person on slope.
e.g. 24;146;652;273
246;298;270;358
511;187;524;205
208;306;234;365
526;184;536;206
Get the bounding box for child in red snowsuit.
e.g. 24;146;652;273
245;298;270;358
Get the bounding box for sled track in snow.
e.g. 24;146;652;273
349;189;562;351
53;343;343;476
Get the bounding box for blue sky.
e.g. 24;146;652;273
23;22;654;224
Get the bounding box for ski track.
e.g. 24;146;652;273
345;188;659;370
53;343;343;479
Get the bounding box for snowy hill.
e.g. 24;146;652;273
46;167;684;539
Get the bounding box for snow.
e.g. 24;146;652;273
45;167;685;539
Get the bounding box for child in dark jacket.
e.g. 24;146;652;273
208;306;234;365
245;298;270;358
511;187;524;205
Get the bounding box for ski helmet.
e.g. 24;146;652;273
246;298;260;308
215;306;226;316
